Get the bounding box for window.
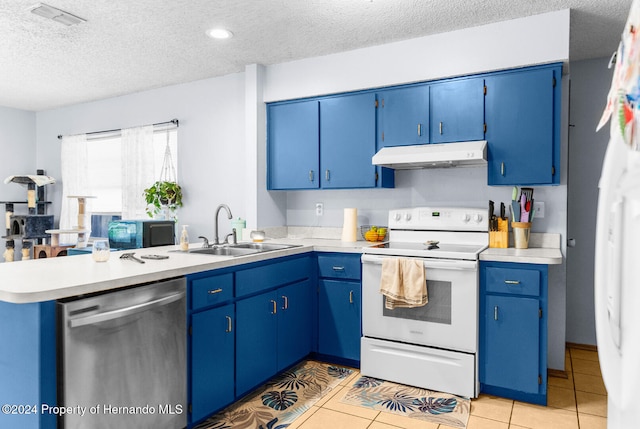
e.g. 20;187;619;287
86;129;178;214
60;126;178;240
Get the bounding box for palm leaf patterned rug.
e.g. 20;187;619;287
194;360;353;429
340;376;470;428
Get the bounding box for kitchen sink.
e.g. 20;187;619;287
188;246;259;257
229;242;301;251
187;242;301;257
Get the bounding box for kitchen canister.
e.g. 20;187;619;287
341;208;358;242
511;221;532;249
231;217;246;241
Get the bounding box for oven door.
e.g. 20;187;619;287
361;254;478;353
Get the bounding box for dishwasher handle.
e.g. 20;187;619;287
68;291;185;328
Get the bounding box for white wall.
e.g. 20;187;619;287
0;106;37;254
35;73;246;242
264;10;570;103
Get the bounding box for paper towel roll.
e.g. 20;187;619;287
341;208;358;242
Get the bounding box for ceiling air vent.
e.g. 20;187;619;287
30;3;86;26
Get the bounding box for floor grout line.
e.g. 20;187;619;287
570;349;581;429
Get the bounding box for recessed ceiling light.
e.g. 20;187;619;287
207;28;233;40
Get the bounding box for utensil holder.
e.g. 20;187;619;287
511;221;532;249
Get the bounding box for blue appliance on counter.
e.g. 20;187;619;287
107;219;176;249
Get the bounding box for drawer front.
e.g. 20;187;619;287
485;266;540;296
318;254;361;280
191;273;234;310
236;257;311;298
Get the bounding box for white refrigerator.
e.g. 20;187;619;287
595;1;640;427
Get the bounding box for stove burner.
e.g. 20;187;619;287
426;240;440;250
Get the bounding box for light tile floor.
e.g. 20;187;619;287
288;347;607;429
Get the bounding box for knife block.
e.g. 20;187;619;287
489;218;508;248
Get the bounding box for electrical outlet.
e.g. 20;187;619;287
315;203;324;216
533;201;545;219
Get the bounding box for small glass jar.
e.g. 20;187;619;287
92;239;111;262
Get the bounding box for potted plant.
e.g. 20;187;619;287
144;181;183;218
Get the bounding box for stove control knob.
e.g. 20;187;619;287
404;213;412;221
473;213;483;223
393;213;401;221
461;213;470;223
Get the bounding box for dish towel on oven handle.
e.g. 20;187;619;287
379;258;428;309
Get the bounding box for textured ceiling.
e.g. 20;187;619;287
0;0;632;111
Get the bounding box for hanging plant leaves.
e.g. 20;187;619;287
144;180;183;217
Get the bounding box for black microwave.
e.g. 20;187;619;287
107;220;175;249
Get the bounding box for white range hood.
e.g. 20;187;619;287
372;140;487;169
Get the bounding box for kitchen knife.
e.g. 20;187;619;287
500;202;505;220
489;200;495;230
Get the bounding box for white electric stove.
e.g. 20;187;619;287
360;207;489;398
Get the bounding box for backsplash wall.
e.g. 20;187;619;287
285;166;567;236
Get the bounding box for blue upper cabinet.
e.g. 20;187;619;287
267;100;320;190
377;85;430;147
320;93;378;189
430;77;485;143
485;65;561;185
268;93;390;189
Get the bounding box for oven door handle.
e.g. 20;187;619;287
361;254;477;271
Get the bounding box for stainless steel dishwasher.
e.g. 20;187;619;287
58;277;186;429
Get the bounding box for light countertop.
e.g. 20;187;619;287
0;239;371;304
479;233;563;265
0;231;562;304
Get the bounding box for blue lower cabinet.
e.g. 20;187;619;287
0;301;56;429
480;261;548;405
277;280;313;372
190;304;235;424
236;279;313;396
316;253;362;364
236;290;279;396
318;279;362;362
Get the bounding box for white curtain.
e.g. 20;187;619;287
121;125;155;219
60;134;89;244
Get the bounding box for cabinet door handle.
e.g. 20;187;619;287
270;299;277;314
417;123;422;136
504;280;520;285
309;170;314;182
349;290;354;304
332;266;345;272
282;295;289;310
225;315;232;333
439;121;443;135
501;162;505;176
494;306;499;321
325;169;330;181
208;288;223;294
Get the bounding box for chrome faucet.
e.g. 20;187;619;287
214;204;233;245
